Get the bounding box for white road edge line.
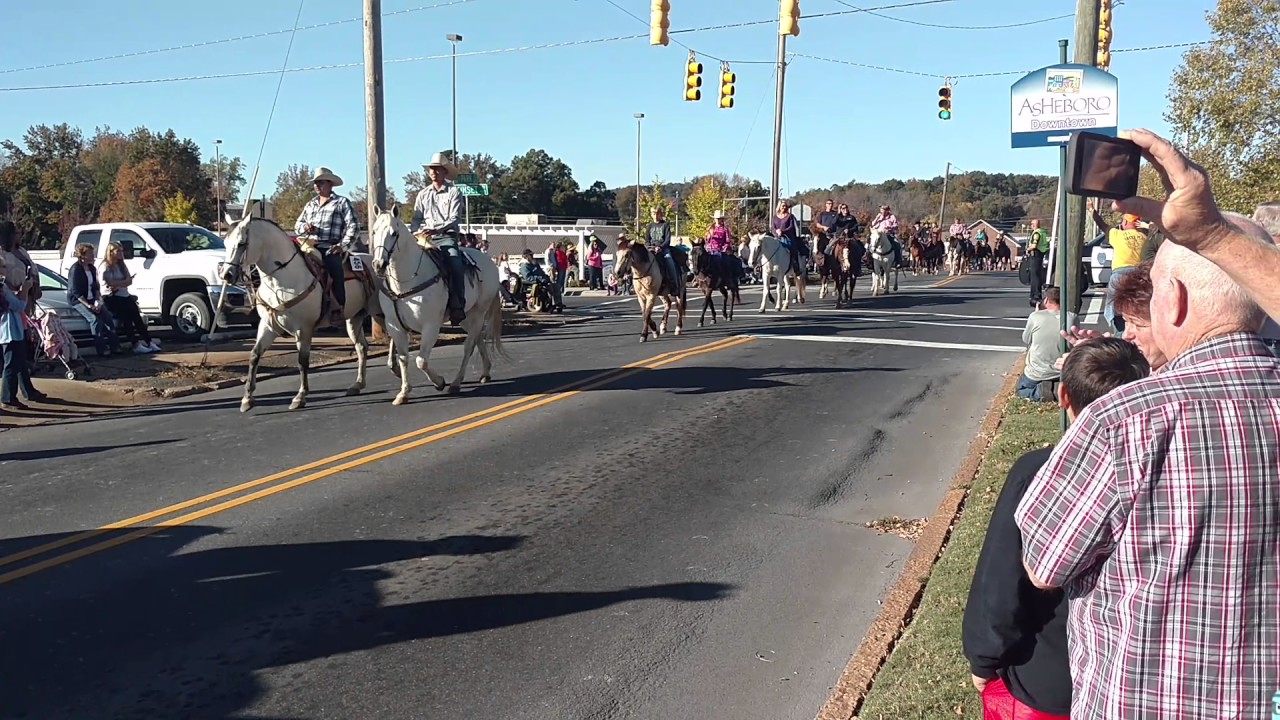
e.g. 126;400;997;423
739;333;1024;353
1081;294;1104;325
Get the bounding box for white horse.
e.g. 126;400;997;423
868;229;899;297
368;207;506;403
747;232;801;312
221;215;381;412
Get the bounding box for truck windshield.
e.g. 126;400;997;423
148;227;225;253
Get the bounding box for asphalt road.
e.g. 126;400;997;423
0;270;1030;720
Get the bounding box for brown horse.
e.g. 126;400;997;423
613;243;687;342
828;234;860;308
690;243;737;326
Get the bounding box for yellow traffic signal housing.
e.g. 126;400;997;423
1096;0;1113;70
685;53;703;101
938;85;952;120
650;0;671;47
780;0;800;37
719;64;735;109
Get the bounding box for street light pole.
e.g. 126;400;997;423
446;33;463;162
634;112;644;233
214;139;223;232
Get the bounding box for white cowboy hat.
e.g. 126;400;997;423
713;210;726;219
425;152;456;180
311;167;344;187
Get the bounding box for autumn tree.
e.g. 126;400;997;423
117;128;215;221
681;175;730;240
101;158;178;222
163;191;199;224
1165;0;1280;211
271;164;314;227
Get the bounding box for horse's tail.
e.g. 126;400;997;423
485;292;510;361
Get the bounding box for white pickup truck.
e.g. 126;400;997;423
32;223;255;341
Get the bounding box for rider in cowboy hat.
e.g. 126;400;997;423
410;151;468;326
294;166;359;325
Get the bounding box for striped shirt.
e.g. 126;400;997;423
294;193;358;247
1016;332;1280;719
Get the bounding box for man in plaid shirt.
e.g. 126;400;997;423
294;167;358;325
1015;209;1280;718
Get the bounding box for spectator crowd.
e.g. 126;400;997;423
965;129;1280;720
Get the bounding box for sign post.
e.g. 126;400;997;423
1010;47;1118;431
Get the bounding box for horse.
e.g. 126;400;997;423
946;237;966;277
828;234;860;308
907;237;927;276
813;230;840;300
368;207;506;403
220;214;381;412
613;243;687;342
690;243;737;327
868;229;898;297
747;232;804;312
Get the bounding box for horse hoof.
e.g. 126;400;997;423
240;399;253;413
344;386;361;397
674;328;682;336
433;382;447;392
446;385;460;395
640;336;648;343
697;321;704;328
393;394;408;406
479;375;491;384
289;398;306;410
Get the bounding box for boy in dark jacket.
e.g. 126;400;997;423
962;337;1149;718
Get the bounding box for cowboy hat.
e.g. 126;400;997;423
713;210;726;219
311;167;344;187
425;152;456;180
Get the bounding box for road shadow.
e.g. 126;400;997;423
0;438;181;463
465;363;893;398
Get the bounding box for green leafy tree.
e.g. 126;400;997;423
202;154;246;206
634;178;672;237
489;149;580;218
163;191;199;224
270;164;314;228
681;175;730;240
1165;0;1280;211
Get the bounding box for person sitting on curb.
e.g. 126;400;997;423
964;337;1150;720
1017;287;1075;402
66;242;122;357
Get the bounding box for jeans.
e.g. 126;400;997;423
105;295;151;345
1104;266;1135;334
74;304;121;356
587;265;604;290
2;341;28;404
1016;373;1056;403
319;247;346;307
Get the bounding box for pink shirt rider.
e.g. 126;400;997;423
871;212;899;234
705;224;733;255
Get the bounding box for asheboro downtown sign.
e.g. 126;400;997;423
1011;63;1118;149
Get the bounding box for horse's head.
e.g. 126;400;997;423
221;213;256;284
369;204;408;275
746;232;766;267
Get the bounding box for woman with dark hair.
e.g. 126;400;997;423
67;242;121;357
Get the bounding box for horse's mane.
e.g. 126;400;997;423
627;243;652;262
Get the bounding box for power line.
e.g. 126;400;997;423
0;0;481;76
733;63;777;179
828;0;1072;30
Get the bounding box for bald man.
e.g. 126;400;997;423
1015;216;1280;719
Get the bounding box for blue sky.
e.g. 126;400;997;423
0;0;1212;200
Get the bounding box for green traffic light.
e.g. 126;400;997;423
938;109;952;120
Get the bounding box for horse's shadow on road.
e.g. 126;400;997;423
0;527;733;720
471;363;902;397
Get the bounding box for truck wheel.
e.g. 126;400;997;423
170;292;213;341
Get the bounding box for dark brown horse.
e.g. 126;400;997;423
690;243;738;326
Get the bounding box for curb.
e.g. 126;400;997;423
814;356;1026;720
79;314;596;404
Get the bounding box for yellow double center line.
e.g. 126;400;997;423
929;275;965;288
0;335;753;585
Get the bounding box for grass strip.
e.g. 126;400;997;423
856;398;1061;719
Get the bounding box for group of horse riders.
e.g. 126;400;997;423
294;152;470;329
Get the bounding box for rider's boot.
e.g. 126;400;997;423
446;253;467;326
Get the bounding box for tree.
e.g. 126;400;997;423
1165;0;1280;211
81;128;131;213
349;185;401;227
118;127;215;222
203;155;246;206
163;191;199;224
270;164;314;228
633;178;672;236
681;176;729;240
101;158;178;222
0;124;93;247
489;149;580;218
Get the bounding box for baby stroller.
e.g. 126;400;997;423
29;305;92;380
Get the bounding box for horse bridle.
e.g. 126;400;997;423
223;220;304;285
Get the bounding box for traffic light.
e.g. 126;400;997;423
650;0;670;47
938;85;952;120
685;52;702;101
780;0;800;37
1096;0;1113;70
719;63;735;109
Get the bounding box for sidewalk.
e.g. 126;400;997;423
2;311;592;431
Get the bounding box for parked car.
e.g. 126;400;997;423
34;263;93;344
1084;232;1111;287
55;223;255;341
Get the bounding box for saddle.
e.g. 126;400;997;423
423;246;481;305
297;241;376;327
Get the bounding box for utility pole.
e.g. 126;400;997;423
1064;0;1102;315
214;139;223;232
769;33;787;213
634;113;644;234
364;0;388;341
937;161;951;226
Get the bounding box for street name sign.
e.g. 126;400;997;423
1010;63;1118;149
459;183;490;197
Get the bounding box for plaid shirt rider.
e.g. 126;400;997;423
295;194;358;248
1016;332;1280;719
